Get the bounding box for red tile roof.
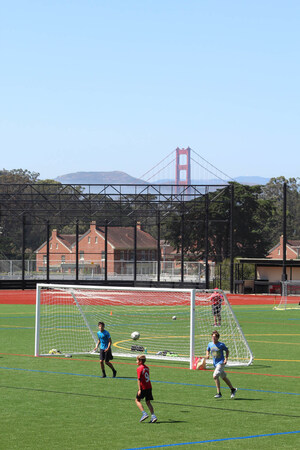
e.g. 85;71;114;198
287;239;300;247
97;226;157;249
59;234;78;248
36;225;157;253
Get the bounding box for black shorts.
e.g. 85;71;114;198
212;305;221;315
136;388;153;402
100;348;113;362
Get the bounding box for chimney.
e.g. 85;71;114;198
52;229;58;239
90;221;96;232
137;221;142;230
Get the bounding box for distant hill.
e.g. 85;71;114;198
55;171;147;185
55;171;270;186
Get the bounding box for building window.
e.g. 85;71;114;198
88;237;91;244
101;251;105;261
43;255;47;265
50;243;52;250
95;236;98;244
80;251;84;261
120;251;125;261
278;249;280;255
61;255;65;263
141;250;146;261
56;243;58;249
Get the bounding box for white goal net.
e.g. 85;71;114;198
35;284;253;368
274;281;300;310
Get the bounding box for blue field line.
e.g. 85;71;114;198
121;430;300;449
0;366;299;396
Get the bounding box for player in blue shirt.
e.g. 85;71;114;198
94;321;117;378
206;330;237;399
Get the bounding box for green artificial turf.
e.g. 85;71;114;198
0;304;299;449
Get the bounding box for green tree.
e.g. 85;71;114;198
164;183;276;262
261;177;300;246
0;168;40;183
0;170;86;258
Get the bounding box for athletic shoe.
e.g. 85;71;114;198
231;388;237;398
113;370;117;378
214;393;222;398
101;374;107;378
140;412;149;422
150;415;157;423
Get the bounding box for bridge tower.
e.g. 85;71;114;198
175;147;191;193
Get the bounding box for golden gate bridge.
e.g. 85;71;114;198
140;147;234;188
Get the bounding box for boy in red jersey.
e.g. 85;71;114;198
135;355;157;423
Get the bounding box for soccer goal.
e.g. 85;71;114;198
35;284;253;368
274;281;300;310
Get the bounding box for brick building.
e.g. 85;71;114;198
267;235;300;260
236;235;300;293
35;221;158;274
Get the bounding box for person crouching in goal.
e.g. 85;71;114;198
206;330;237;399
135;355;157;423
94;321;117;378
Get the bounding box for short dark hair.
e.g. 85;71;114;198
98;321;105;327
212;330;220;338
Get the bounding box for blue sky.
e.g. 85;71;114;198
1;1;299;181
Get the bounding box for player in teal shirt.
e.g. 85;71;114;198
97;328;110;350
206;330;237;399
207;340;228;366
94;322;117;378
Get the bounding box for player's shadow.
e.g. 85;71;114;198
233;398;262;401
149;419;187;424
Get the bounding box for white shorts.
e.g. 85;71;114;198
213;363;226;379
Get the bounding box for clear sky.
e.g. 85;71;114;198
1;1;299;181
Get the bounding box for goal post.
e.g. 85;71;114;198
35;283;253;368
274;281;300;310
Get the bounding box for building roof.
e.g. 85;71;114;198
97;226;157;250
287;239;300;247
237;258;300;266
267;236;300;259
36;225;157;253
59;234;78;248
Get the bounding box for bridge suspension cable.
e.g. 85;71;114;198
140;147;235;184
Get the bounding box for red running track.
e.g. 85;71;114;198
0;290;288;305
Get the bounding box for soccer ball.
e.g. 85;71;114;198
131;331;140;340
172;315;177;320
